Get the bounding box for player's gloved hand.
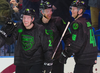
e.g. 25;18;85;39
59;50;68;64
42;62;53;73
0;21;17;37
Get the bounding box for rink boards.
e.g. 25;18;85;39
0;56;100;73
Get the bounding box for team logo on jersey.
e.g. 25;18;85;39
18;29;23;33
72;23;79;30
45;29;54;42
21;34;34;51
45;29;53;46
86;22;92;27
72;34;77;41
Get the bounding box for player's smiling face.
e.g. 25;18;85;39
23;15;33;27
44;8;53;19
71;7;78;18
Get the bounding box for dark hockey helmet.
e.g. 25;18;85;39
22;8;36;17
40;1;52;9
70;0;87;12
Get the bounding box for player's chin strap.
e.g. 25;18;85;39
26;18;34;28
43;14;48;19
30;20;33;26
75;8;83;19
75;8;80;19
75;12;79;19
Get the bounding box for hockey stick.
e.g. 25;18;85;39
52;22;70;59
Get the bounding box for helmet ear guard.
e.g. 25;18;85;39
20;14;23;20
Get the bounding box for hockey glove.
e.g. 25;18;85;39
42;62;53;73
59;50;68;64
0;21;17;37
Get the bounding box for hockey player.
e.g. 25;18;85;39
36;1;72;73
59;0;98;73
0;8;53;73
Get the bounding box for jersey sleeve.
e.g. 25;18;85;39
66;22;88;54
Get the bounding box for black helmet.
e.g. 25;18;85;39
22;8;36;17
40;1;52;9
70;0;87;12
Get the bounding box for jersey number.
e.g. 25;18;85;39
90;29;96;47
49;40;52;46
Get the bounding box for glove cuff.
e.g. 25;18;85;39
0;30;7;37
44;63;53;66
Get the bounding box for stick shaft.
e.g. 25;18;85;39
52;22;70;59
